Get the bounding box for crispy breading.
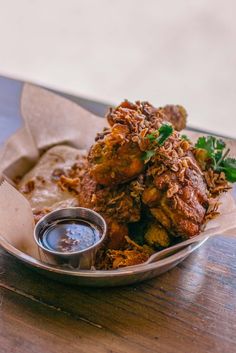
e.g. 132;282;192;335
89;100;187;186
95;236;152;270
144;221;171;248
77;170;144;249
78;170;143;223
142;133;209;238
97;249;150;269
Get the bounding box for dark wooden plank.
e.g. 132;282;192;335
1;235;236;353
1;288;152;353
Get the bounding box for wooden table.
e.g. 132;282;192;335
0;76;236;353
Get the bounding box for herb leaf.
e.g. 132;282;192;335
156;124;173;146
216;139;226;150
220;158;236;182
181;134;190;141
146;123;173;146
143;123;173;161
146;132;157;143
195;136;225;157
142;150;156;161
194;136;236;183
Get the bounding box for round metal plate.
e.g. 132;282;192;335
0;236;208;287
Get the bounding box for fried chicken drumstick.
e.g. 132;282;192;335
88;101;187;186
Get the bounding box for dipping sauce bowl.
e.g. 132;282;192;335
34;207;107;269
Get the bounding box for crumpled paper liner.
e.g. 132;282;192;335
0;180;38;257
0;83;235;266
0;84;108;179
21;84;108;152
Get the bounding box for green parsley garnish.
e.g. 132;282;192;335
146;123;173;146
181;134;190;142
220;158;236;182
194;136;236;182
142;123;173;161
142;150;156;161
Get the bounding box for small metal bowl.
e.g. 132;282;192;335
34;207;107;269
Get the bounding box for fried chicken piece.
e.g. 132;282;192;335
156;105;187;132
78;170;143;223
95;236;152;269
78;170;144;249
107;100;187;131
142;134;209;239
104;218;129;250
89;124;144;185
89;100;187;186
89;120;144;185
144;221;171;248
97;249;150;269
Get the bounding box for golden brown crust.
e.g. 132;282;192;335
142;134;209;238
89;100;187;186
78;170;143;223
77;170;144;249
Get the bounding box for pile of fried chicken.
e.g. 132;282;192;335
19;100;230;269
74;100;228;269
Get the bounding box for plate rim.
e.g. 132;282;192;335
0;235;208;278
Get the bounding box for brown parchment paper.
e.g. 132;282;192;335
0;84;235;265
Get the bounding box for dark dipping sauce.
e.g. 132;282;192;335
39;219;101;253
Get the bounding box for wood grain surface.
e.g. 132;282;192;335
1;235;236;353
1;77;236;353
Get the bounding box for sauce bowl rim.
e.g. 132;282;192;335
34;207;107;257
